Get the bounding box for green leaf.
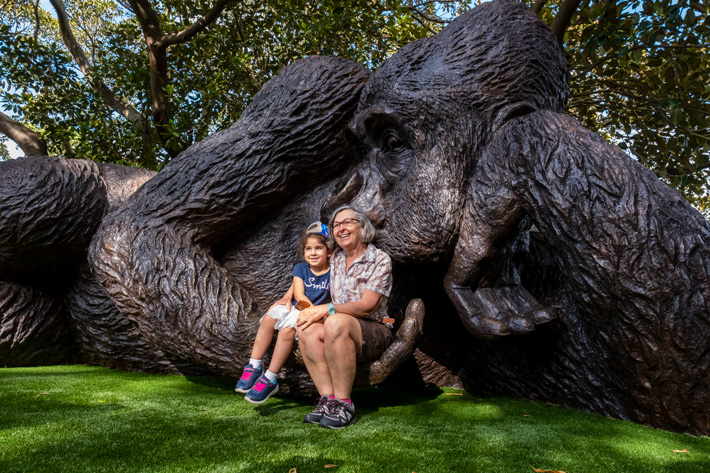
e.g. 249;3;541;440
670;108;683;126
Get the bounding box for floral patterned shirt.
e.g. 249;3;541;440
330;244;392;325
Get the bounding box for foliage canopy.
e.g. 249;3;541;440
559;0;710;210
0;0;708;209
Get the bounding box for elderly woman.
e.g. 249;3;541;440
296;205;393;429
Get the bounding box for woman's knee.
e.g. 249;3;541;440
296;327;310;346
297;324;323;347
324;314;360;341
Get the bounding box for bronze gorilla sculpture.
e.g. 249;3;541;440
1;58;425;387
1;0;710;435
335;0;710;434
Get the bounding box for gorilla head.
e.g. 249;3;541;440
338;0;569;262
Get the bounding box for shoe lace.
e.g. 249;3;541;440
329;400;349;420
313;396;330;414
240;367;256;381
252;379;268;392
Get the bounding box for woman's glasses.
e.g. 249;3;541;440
332;218;360;229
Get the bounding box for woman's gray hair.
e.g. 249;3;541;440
329;205;377;244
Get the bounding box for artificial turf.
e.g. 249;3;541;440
1;365;708;472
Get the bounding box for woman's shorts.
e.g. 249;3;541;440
261;304;300;331
356;318;394;363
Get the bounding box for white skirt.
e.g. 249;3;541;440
261;304;300;331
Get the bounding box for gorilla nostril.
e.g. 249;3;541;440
320;172;364;220
368;208;385;228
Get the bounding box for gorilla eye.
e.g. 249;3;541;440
381;130;405;153
358;143;370;159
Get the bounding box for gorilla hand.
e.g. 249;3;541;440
443;167;556;339
445;280;555;338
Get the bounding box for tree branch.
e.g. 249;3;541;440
32;0;41;41
49;0;91;75
0;111;48;156
577;43;710;75
115;0;132;12
402;5;448;25
403;8;439;35
49;0;149;132
532;0;548;14
127;0;164;44
664;161;710;177
162;0;238;47
550;0;584;45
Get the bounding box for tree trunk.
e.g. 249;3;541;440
128;0;238;160
145;38;182;158
0;112;47;156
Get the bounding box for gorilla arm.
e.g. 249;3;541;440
90;57;371;377
443;143;555;339
354;298;425;385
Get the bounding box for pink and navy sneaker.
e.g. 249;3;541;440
245;375;279;404
235;364;263;393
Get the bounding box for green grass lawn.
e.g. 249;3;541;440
1;365;709;473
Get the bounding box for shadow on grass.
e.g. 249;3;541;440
0;395;126;431
248;384;445;420
253;397;303;416
356;385;443;408
184;374;236;391
332;385;447;420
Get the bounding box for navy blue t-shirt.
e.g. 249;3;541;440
293;262;331;306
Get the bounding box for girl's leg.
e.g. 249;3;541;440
250;315;277;361
236;314;278;393
267;328;296;374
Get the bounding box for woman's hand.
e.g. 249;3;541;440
297;304;329;330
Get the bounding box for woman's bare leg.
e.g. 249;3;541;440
298;321;333;396
324;314;362;399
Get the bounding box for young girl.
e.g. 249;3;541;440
235;221;332;404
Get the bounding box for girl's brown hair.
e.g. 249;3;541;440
297;221;333;255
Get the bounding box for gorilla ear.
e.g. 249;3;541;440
493;102;537;130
